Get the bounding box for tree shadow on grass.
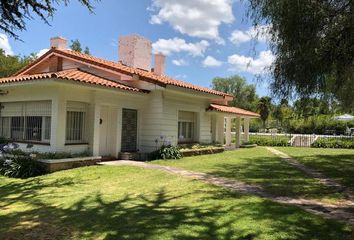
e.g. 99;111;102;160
289;153;354;192
206;155;345;201
0;178;352;240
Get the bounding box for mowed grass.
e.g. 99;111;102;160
0;165;352;240
275;147;354;191
153;147;345;203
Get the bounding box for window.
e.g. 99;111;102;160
65;102;87;143
0;101;51;143
178;111;195;143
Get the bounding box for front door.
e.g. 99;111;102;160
99;106;113;156
121;108;138;152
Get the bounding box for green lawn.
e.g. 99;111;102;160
275;147;354;191
153;147;345;203
0;165;352;239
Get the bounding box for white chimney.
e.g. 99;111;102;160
153;53;166;76
118;35;152;71
50;36;67;50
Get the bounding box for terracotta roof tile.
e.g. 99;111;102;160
207;104;260;117
16;49;231;98
0;69;145;93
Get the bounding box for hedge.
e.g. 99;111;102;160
311;138;354;149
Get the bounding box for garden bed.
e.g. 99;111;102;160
179;144;225;157
38;156;102;172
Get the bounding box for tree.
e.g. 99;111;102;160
257;97;272;128
0;49;35;77
247;0;354;109
273;98;293;128
0;0;95;39
70;39;90;55
212;75;259;111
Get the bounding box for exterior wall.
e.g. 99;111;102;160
140;90;213;152
0;81;218;155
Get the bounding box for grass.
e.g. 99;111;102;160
0;165;352;239
153;147;346;203
275;147;354;191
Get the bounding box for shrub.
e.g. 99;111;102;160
0;143;46;178
311;138;354;149
152;145;182;160
247;136;290;146
0;156;45;178
287;115;354;135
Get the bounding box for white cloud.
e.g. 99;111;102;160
228;50;275;74
229;25;271;45
175;74;187;79
0;34;14;55
152;38;209;56
36;48;49;58
202;56;222;67
172;59;187;66
150;0;234;42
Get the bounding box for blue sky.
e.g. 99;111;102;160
0;0;274;96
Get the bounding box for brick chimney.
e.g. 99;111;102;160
50;36;67;50
118;35;152;71
153;53;166;76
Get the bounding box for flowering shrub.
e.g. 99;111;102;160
151;135;181;160
157;145;182;160
0;143;45;178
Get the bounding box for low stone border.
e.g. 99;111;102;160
38;156;102;172
180;147;224;157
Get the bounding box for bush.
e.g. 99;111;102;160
287;115;354;135
33;151;90;160
0;156;45;178
0;144;46;178
247;136;290;146
151;145;182;160
311;138;354;149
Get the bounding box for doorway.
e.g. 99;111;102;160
121;108;138;152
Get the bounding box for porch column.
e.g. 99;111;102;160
244;117;250;142
91;103;101;156
225;117;232;146
235;116;241;148
50;94;66;152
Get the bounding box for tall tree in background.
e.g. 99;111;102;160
247;0;354;109
0;49;35;77
0;0;95;39
212;75;259;111
70;40;90;55
257;96;272;127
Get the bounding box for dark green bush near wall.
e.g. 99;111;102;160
311;138;354;149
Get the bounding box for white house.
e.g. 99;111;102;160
0;35;259;158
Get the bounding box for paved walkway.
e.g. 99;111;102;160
265;147;354;202
99;160;354;225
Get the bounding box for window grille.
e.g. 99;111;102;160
0;101;51;143
65;102;88;144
